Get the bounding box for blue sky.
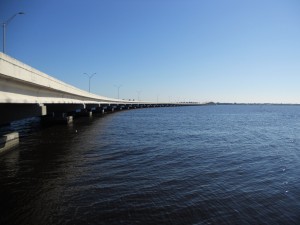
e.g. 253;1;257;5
1;0;300;103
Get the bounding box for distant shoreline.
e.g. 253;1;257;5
205;102;300;106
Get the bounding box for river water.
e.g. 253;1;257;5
1;105;300;225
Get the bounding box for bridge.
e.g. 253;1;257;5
0;52;199;126
0;52;202;153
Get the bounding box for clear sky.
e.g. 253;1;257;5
1;0;300;103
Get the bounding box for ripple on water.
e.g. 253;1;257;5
1;105;300;224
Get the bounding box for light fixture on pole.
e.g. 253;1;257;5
137;90;141;101
84;72;96;93
2;12;25;53
114;85;122;99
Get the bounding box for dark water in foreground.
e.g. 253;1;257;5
1;105;300;225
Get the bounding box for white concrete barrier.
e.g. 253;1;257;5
0;53;136;104
0;132;19;154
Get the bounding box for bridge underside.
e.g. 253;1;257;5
0;103;47;125
0;102;187;125
0;53;200;126
0;103;107;125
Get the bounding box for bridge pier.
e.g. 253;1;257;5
93;107;105;115
41;113;73;125
107;106;115;113
76;109;92;117
116;105;124;111
0;132;19;155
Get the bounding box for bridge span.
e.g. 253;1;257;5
0;52;198;126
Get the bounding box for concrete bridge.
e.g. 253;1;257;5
0;52;202;153
0;52;198;126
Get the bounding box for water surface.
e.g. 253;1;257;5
1;105;300;224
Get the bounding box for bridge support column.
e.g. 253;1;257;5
94;107;105;115
107;106;115;113
116;105;124;111
41;113;73;125
0;132;19;155
76;109;92;117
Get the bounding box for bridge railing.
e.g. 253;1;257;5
0;53;134;104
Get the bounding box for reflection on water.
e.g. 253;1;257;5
1;106;300;225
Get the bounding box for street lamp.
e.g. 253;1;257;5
2;12;25;53
137;90;141;101
84;72;96;93
114;85;122;99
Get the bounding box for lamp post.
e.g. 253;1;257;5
2;12;24;53
84;73;96;93
114;85;122;99
137;90;141;101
